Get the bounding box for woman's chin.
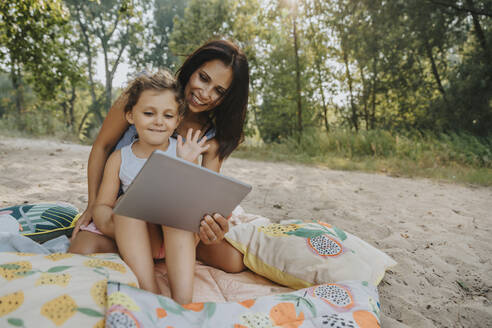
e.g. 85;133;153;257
188;104;210;114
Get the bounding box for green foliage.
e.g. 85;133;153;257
0;0;490;181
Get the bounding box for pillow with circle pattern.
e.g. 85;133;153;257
225;217;396;289
0;203;80;243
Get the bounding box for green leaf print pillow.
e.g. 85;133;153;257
0;203;80;243
225;218;396;289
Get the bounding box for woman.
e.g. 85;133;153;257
69;40;249;273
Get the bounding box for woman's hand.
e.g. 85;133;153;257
177;129;210;163
199;213;229;245
71;205;93;240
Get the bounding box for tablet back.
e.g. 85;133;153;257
113;150;252;233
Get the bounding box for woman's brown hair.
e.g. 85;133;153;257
177;40;249;160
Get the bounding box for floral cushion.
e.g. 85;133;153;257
105;279;381;328
0;252;138;327
225;218;396;289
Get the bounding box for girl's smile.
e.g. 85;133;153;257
126;89;181;152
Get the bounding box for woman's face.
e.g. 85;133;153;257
184;59;233;114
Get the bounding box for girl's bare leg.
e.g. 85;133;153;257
163;226;196;304
68;231;117;254
114;214;159;293
196;240;246;273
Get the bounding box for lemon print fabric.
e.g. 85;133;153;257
91;280;108;308
36;273;71;287
0;291;24;317
84;259;127;273
0;261;32;281
40;294;78;326
0;252;137;327
258;223;299;237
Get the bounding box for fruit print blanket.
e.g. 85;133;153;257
105;279;381;328
0;252;138;328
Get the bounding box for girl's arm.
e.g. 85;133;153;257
92;150;122;239
72;93;129;239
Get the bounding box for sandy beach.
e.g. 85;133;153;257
0;136;491;328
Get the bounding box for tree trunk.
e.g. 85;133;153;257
358;63;370;130
314;60;329;132
68;84;77;130
10;61;24;115
370;57;378;129
293;17;303;140
342;47;358;131
425;42;448;102
465;0;489;58
76;9;97;106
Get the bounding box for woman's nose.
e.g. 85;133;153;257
201;86;215;102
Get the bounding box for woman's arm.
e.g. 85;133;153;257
72;93;130;239
92;151;122;239
198;139;231;244
201;139;222;173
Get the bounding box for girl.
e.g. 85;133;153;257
93;69;207;303
69;40;249;274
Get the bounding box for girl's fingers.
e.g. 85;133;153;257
186;128;193;141
198;136;208;146
201;144;210;152
199;226;213;244
193;129;201;142
177;135;183;147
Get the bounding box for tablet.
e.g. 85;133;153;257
113;150;252;233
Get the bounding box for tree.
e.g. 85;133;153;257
0;0;71;119
65;0;145;124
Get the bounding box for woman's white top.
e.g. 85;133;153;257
119;138;177;193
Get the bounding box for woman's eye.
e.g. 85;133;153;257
199;73;208;82
216;88;226;96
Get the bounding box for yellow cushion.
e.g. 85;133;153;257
225;218;396;289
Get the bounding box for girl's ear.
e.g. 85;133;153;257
126;111;134;124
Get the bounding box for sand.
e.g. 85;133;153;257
0;136;491;328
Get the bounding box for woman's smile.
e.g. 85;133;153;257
185;59;233;113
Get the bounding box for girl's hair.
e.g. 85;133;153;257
123;69;185;115
177;40;249;160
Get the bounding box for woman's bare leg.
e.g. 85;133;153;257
114;214;159;293
68;231;117;254
196;240;245;273
163;226;196;304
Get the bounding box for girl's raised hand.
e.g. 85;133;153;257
176;128;210;163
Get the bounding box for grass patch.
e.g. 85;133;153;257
233;130;492;186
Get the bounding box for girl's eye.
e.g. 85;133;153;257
165;114;174;118
144;112;153;116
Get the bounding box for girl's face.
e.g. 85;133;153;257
184;59;233;114
126;89;181;147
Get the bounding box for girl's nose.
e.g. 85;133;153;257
155;115;164;125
